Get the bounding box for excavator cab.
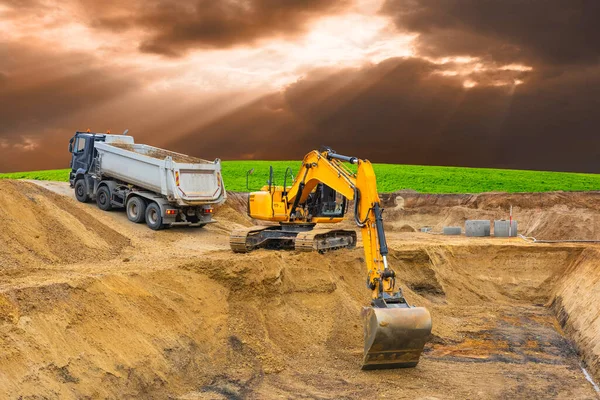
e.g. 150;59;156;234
306;184;347;221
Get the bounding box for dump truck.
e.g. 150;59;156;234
68;131;226;230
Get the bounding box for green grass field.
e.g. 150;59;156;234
1;162;599;193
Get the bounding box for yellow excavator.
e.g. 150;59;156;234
230;148;432;369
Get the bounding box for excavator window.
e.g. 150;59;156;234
306;184;346;218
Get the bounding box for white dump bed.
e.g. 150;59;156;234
95;137;226;206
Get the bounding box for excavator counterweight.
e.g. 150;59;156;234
231;148;432;369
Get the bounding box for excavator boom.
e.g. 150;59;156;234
231;148;432;369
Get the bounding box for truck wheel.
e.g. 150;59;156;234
74;179;89;203
126;196;147;223
145;202;164;230
96;186;113;211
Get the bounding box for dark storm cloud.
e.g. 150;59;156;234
1;0;598;175
167;58;502;162
169;57;600;173
88;0;349;57
0;42;145;171
382;0;600;66
0;40;258;172
0;134;65;173
0;43;141;139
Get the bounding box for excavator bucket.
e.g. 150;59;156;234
361;306;432;370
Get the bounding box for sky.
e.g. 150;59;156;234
0;0;599;173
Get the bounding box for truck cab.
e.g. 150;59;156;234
68;132;106;187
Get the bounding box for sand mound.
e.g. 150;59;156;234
380;191;600;240
397;224;416;232
1;244;598;398
552;247;600;381
1;181;599;398
213;193;253;230
0;180;129;269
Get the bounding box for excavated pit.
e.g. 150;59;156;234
0;181;599;399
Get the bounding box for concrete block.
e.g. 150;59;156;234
494;220;518;237
465;220;491;237
394;196;405;210
443;226;462;235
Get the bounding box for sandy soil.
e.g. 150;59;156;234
109;143;207;164
0;180;599;399
379;191;600;240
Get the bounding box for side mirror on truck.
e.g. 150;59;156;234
68;137;74;153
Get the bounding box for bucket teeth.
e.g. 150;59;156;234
361;306;432;370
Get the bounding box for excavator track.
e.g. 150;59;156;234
230;226;357;253
295;228;357;253
229;226;272;253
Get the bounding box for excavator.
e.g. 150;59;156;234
230;148;432;369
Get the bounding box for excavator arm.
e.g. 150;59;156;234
284;149;393;299
283;149;432;369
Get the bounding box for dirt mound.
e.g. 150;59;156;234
380;191;600;240
1;244;597;399
0;180;129;270
552;247;600;381
397;224;417;232
110;143;206;164
213;192;253;230
1;181;600;398
225;189;600;240
380;191;600;210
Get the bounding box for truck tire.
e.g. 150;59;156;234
74;179;89;203
145;202;164;230
96;186;113;211
126;196;146;223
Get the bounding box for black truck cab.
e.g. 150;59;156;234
68;132;106;186
68;131;109;203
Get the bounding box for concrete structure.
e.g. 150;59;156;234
465;220;491;237
494;220;518;237
443;226;462;235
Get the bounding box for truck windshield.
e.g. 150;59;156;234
75;138;86;153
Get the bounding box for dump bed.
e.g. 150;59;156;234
95;139;226;206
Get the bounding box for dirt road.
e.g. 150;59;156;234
0;180;598;399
